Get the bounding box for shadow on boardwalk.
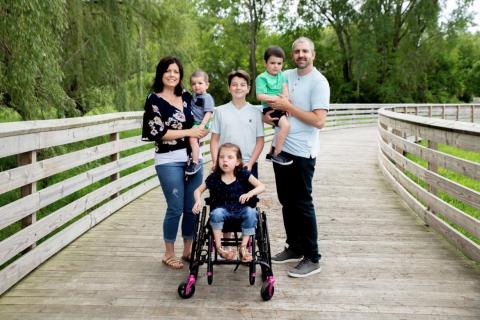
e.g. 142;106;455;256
1;126;479;319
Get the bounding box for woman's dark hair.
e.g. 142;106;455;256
152;56;184;96
264;45;285;62
214;143;244;176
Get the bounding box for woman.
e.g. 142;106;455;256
142;56;208;269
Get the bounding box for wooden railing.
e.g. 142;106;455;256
378;104;480;261
0;103;478;294
0;112;155;294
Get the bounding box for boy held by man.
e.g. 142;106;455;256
255;46;292;166
186;70;215;175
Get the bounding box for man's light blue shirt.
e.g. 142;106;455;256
275;67;330;158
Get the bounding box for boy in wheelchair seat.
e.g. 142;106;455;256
192;143;265;262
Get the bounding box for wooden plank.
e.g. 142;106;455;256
378;140;480;238
0;136;151;195
0;177;158;295
0;119;141;158
0;149;154;230
378;111;480;151
0;112;142;138
378;126;480;180
379;138;480;211
0;166;156;265
379;152;480;261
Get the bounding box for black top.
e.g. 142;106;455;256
205;168;253;212
141;91;194;154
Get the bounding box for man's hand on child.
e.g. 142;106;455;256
270;95;291;112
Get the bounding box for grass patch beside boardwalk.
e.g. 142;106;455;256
405;141;480;245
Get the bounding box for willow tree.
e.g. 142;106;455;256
0;0;75;120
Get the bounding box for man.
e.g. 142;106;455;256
264;37;330;278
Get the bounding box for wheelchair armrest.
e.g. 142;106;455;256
204;196;259;208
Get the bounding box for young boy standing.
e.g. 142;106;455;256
186;70;215;175
255;46;292;165
210;70;264;178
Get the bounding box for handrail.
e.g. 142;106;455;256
377;104;480;262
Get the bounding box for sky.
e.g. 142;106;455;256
443;0;480;32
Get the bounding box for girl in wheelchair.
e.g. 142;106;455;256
192;142;265;262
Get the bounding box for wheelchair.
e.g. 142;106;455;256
177;198;276;301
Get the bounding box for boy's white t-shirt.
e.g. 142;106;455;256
210;102;264;163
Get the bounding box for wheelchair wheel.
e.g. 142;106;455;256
249;262;256;285
207;236;213;284
178;280;196;299
249;235;256;285
260;280;274;301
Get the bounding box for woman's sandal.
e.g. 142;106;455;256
239;245;252;263
162;256;184;269
217;247;236;260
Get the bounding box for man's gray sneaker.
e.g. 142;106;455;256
287;258;321;278
271;247;303;264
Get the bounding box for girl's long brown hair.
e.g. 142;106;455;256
214;143;244;176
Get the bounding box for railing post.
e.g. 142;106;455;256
456;105;459;121
110;132;120;199
442;105;445;119
427;140;438;209
17;150;37;250
472;105;475;123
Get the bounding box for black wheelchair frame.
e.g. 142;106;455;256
178;200;276;301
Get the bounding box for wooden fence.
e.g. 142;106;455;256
0;103;478;295
378;104;480;261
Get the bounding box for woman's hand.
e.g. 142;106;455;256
192;200;202;214
189;127;208;139
239;192;253;204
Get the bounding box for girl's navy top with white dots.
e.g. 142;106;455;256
205;168;252;213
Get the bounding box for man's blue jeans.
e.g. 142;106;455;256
155;162;203;243
210;207;257;236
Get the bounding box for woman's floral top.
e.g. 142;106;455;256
141;91;194;154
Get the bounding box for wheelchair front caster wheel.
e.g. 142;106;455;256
178;280;196;299
260;281;274;301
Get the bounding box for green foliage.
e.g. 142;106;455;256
0;0;76;119
1;0;480;121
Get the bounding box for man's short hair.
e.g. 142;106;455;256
292;37;315;53
264;46;285;62
190;70;209;83
227;70;251;86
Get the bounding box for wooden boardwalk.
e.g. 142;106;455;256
0;126;479;319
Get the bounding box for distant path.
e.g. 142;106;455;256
1;126;479;319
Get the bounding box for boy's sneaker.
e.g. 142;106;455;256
185;161;202;175
265;153;272;162
287;258;321;278
271;247;303;264
270;152;293;165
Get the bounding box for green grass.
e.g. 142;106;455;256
405;141;480;245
